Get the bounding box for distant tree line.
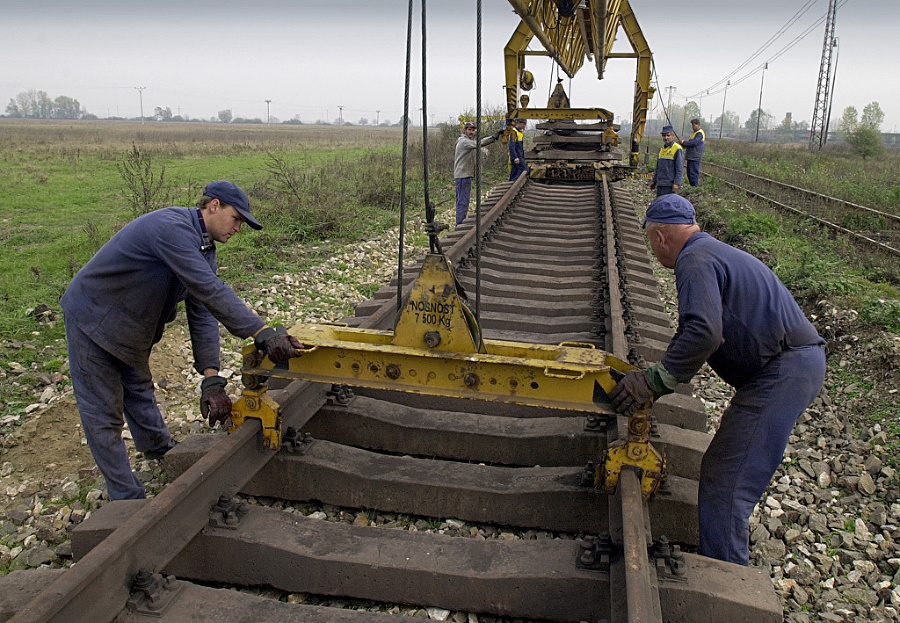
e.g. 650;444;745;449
633;99;887;155
5;89;96;119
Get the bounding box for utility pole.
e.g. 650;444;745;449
337;106;344;124
665;85;675;119
809;0;838;151
823;38;840;147
719;81;730;139
265;99;271;125
755;63;768;142
376;110;380;126
680;97;689;136
134;86;146;124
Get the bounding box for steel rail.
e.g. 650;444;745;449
601;174;662;622
9;381;332;623
704;162;900;258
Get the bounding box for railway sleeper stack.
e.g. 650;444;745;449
1;179;783;622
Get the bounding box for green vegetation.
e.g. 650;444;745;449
838;102;885;161
694;190;900;334
704;140;900;216
0;118;509;424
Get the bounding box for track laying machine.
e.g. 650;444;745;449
503;0;654;180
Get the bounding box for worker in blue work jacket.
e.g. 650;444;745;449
679;119;706;187
60;181;304;500
508;118;528;182
609;195;825;566
650;125;684;196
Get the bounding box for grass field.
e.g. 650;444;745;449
0;119;513;421
1;121;898;425
703;140;900;215
0;119;508;338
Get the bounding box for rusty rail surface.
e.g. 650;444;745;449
7;177;783;623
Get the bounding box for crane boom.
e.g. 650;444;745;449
503;0;654;177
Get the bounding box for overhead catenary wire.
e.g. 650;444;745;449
675;0;852;101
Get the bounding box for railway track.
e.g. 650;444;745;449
703;162;900;265
3;177;783;622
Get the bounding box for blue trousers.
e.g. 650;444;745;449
698;345;825;565
66;320;173;500
508;161;528;182
655;185;675;197
686;160;701;186
455;177;472;225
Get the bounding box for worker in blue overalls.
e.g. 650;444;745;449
610;194;826;565
650;125;684;197
61;181;304;500
680;119;706;187
508;118;528;181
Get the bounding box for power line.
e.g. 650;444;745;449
681;0;852;99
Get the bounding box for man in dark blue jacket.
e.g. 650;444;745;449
650;125;684;196
61;181;303;500
610;194;825;565
508;118;528;181
680;119;706;186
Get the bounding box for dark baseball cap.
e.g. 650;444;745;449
661;125;675;134
643;194;696;228
464;122;476;129
204;180;262;230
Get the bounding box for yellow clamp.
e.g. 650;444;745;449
229;386;283;450
598;413;666;500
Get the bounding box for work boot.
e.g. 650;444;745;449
143;439;177;461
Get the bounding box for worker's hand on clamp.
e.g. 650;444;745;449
200;375;232;427
255;325;304;364
609;370;658;417
492;129;504;140
424;221;449;237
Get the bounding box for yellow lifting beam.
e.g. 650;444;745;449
240;253;632;416
232;251;666;500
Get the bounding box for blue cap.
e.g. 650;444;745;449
661;125;675;134
204;181;262;230
643;194;696;228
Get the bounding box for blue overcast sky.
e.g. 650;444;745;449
2;0;896;131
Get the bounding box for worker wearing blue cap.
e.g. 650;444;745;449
651;125;684;197
61;181;304;500
610;194;826;565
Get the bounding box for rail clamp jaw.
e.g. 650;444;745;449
598;411;666;500
229;386;283;450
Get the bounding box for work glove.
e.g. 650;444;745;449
492;129;504;140
200;375;232;427
424;220;449;236
255;325;304;364
609;370;658;417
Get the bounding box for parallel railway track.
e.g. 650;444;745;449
704;162;900;262
4;177;783;622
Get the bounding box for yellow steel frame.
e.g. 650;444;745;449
243;325;631;414
239;253;633;416
503;0;653;165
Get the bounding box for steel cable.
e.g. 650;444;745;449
475;0;483;319
396;0;414;311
